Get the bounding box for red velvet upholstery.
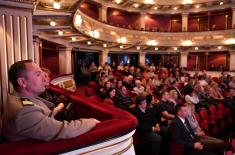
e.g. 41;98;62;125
0;84;137;155
169;142;184;155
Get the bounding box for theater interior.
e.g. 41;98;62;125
0;0;235;154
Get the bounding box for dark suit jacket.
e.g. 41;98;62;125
132;107;155;136
169;117;199;150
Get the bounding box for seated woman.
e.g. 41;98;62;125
132;80;145;96
104;87;116;106
184;86;201;112
208;81;224;104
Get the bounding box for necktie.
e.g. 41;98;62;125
184;120;195;140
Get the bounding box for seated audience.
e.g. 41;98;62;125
132;80;145;95
208;82;224;104
154;91;175;126
169;104;218;155
117;86;134;111
2;60;99;142
131;96;162;155
104;87;116;106
185;102;225;155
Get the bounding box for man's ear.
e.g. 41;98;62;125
17;77;26;88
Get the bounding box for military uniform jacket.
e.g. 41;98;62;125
2;92;97;142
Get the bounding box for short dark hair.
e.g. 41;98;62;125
175;104;186;115
135;95;146;105
8;60;33;90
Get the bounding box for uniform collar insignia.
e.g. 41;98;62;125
21;97;34;106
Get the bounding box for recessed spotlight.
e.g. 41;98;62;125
154;6;158;10
50;21;56;26
195;5;200;8
103;44;107;47
218;46;222;49
133;3;140;8
174;47;178;51
115;0;122;4
195;47;199;50
53;2;61;9
72;37;76;41
173;7;178;10
155;47;158;50
58;31;63;35
120;45;123;49
219;2;223;5
87;41;91;45
137;46;140;50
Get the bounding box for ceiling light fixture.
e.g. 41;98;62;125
154;6;158;10
195;5;200;8
75;15;82;26
120;45;123;49
103;44;107;47
72;37;76;41
53;2;61;9
182;0;192;4
219;1;223;5
137;46;140;50
195;47;199;50
115;0;122;4
224;38;235;45
58;31;63;35
133;3;140;8
182;40;193;46
218;46;222;49
155;47;158;50
117;37;127;44
147;40;158;46
87;41;91;45
174;7;178;10
50;21;56;26
174;47;178;51
144;0;154;4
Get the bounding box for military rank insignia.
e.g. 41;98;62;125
21;98;34;106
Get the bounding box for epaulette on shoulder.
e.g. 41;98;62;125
21;97;34;106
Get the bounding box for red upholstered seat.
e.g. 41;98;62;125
199;108;218;135
84;87;96;97
169;141;184;155
0;84;137;155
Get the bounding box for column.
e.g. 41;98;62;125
232;7;235;29
225;15;228;29
99;6;107;23
208;12;211;30
182;13;188;32
99;48;108;65
33;36;42;65
0;1;34;116
140;13;145;30
139;51;146;66
59;47;72;74
229;51;235;71
180;52;188;68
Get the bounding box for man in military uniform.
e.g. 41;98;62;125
2;60;99;142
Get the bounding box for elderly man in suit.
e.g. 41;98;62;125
2;60;99;142
169;104;217;155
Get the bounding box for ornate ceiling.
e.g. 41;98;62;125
33;0;235;52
